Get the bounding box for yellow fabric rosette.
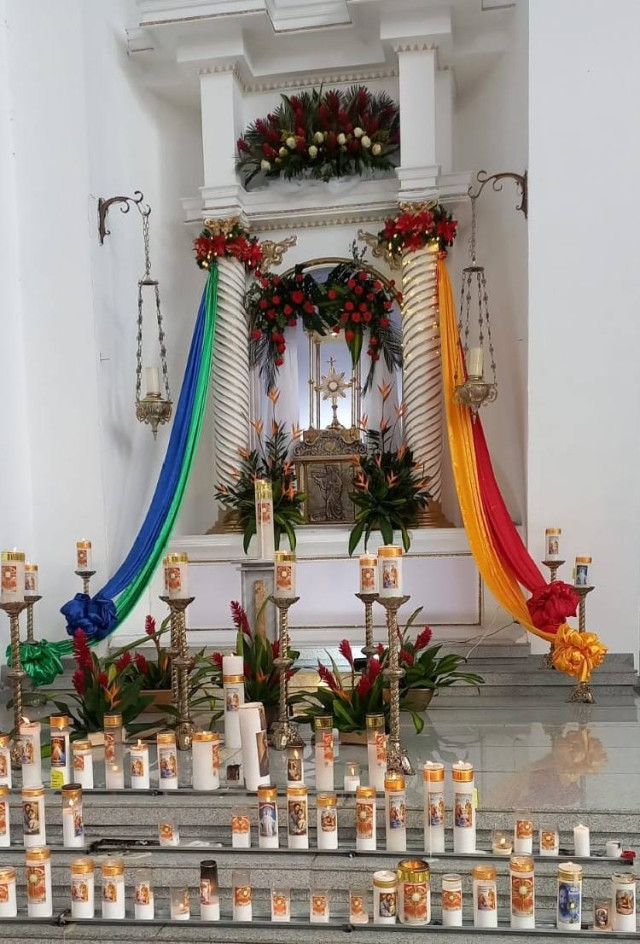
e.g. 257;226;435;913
551;624;607;683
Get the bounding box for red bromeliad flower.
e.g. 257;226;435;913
317;662;339;692
72;629;93;672
271;640;280;659
376;642;385;658
134;652;149;674
230;601;252;637
339;638;354;666
97;671;109;689
368;657;383;681
115;651;132;673
399;648;415;666
72;668;86;696
414;626;433;651
145;615;156;637
356;673;372;698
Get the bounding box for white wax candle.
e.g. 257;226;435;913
344;761;360;793
314;719;334;791
158;821;179;846
287;786;309;849
350;890;369;924
26;850;52;917
573;824;590;857
0;867;17;917
171;887;190;920
72;741;94;790
200;862;219;921
0;792;9;847
62;790;84;848
423;761;445;854
163;553;189;598
373;871;397;925
101;867;125;919
1;550;25;602
557;862;582;930
468;346;484;378
70;860;94;919
274;551;296;598
232;873;252;922
545;528;561;561
355;787;377;851
157;732;178;789
223;655;245;751
49;716;71;788
145;365;160;396
0;735;12;787
238;702;270;791
359;554;378;594
258;787;279;849
310;891;330;923
22;787;46;847
574;556;592;587
75;541;92;572
271;889;291;922
384;773;407;853
286;747;304;786
192;732;220;790
510;855;535;929
442;874;463;927
473;866;498;928
606;840;622;858
316;796;338;850
130;741;150;789
452;762;475;853
24;563;38;594
134;876;155;919
104;715;124;790
254;479;275;561
378;546;403;598
397;871;430;926
20;720;42;787
232;809;251;848
612;872;636;932
366;719;387;792
514;811;533;853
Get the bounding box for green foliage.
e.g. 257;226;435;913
290;651;387;734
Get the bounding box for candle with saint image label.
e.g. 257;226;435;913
20;719;42;788
452;761;475;853
200;860;219;921
192;730;220;791
314;715;334;791
232;806;251;849
0;785;10;848
70;857;94;919
258;785;279;850
0;733;11;788
50;715;71;787
274;550;296;598
163;553;189;599
355;785;376;851
557;862;582;930
574;555;592;588
378;545;403;598
72;740;94;790
61;784;84;848
385;772;406;852
316;793;338;850
612;872;636;932
423;761;445;854
75;541;92;572
2;550;25;602
232;869;252;922
397;858;430;926
510;855;535;929
359;553;378;593
223;654;245;751
545;528;561;561
373;870;397;925
468;346;484;378
473;864;497;928
24;562;38;594
134;869;155;920
157;731;178;789
514;809;533;853
287;784;309;849
22;785;46;848
0;867;16;917
103;712;124;789
26;846;52;918
129;740;150;789
101;859;125;919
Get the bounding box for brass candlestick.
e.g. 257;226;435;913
540;559;565;669
75;570;96;596
355;591;379;661
159;596;195;749
568;584;595;704
0;600;29;767
377;595;413;776
269;596;303;750
24;594;42;644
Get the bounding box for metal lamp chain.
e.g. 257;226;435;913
138;207;171;401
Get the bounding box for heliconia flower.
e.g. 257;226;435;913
291;423;302;441
368;657;383;679
377;380;393;402
356;674;371;698
339;639;354;666
230;601;252;637
115;651;132;672
97;671;109;689
415;626;433;650
72;668;86;696
251;418;264;436
399;648;414;666
134;652;149;674
72;628;93;671
376;643;385;658
267;387;280;405
317;662;339;691
145;615;156;637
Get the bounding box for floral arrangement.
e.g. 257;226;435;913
378;204;458;256
236;86;400;186
194;217;263;271
215;390;306;551
115;614;173;690
349;382;430;553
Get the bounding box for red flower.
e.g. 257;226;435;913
527;582;579;634
134;652;149;674
236;137;250;153
351;312;361;323
340;313;349;323
115;651;132;673
328;289;337;300
376;643;385;658
368;657;383;680
211;652;223;670
399;648;415;666
250;329;262;340
345;301;354;312
347;279;356;289
354;285;363;296
356;674;371;698
275;357;284;366
271;640;280;659
380;317;390;328
230;601;252;637
288;319;296;327
283;305;293;316
363;312;372;323
72;668;86;696
345;329;355;342
317;662;339;691
358;271;367;281
271;295;281;305
373;281;382;291
145;615;156;637
291;290;305;305
303;301;315;314
259;299;268;310
97;672;109;689
414;626;433;650
339;638;354;666
358;302;367;312
72;628;93;671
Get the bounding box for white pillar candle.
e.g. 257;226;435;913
49;715;71;788
286;746;304;786
171;886;190;920
344;760;361;793
423;761;445;854
612;872;636;932
0;786;10;847
26;847;52;917
350;889;369;924
200;860;219;921
472;864;498;928
467;346;484;378
163;552;189;598
238;702;270;791
557;862;582;931
397;858;431;926
574;555;592;587
24;562;38;594
274;550;296;598
452;761;475;853
145;365;160;396
19;720;42;787
232;869;252;922
378;545;403;598
158;820;180;846
232;807;251;848
366;714;386;792
103;713;125;789
254;479;275;561
510;855;535;929
287;785;309;849
257;785;279;849
373;870;397;925
606;840;622;858
573;823;590;857
545;528;561;561
72;740;94;790
359;554;378;593
192;731;220;790
355;785;377;851
223;655;245;751
310;889;330;923
492;829;513;856
384;772;407;853
1;550;25;602
157;731;178;789
317;793;338;850
0;734;12;787
514;809;533;853
22;786;46;848
101;859;125;919
540;827;559;856
76;541;92;571
70;858;94;919
0;867;17;917
134;870;155;920
314;716;334;791
442;873;463;927
129;740;150;789
62;784;84;848
271;888;291;922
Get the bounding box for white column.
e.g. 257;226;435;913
199;69;244;216
395;46;440;200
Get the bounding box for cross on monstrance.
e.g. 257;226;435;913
314;356;352;429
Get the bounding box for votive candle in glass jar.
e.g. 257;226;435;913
129;740;150;789
373;870;397;925
286;746;304;786
49;714;71;787
24;562;38;594
164;552;189;599
593;899;611;931
540;826;559;856
22;785;46;848
350;889;369;924
611;872;636;932
385;772;406;852
0;866;16;917
378;545;403;598
19;719;42;787
231;806;251;848
606;840;622;859
314;715;334;791
317;792;338;850
344;760;360;793
101;858;125;919
492;829;513;856
0;733;11;788
574;555;592;588
271;887;291;923
26;846;52;917
510;854;535;929
359;554;378;594
73;740;94;790
75;541;92;572
557;861;582;931
232;869;252;922
103;712;124;789
70;857;94;919
158;820;180;847
1;550;25;603
134;869;154;920
274;551;296;599
62;783;84;848
545;528;561;561
171;886;190;921
473;864;497;928
199;860;219;921
310;888;330;923
573;823;590;857
397;858;430;926
0;785;10;848
356;785;377;851
442;873;463;927
192;731;220;791
514;809;533;854
257;785;279;850
452;761;475;854
423;761;445;854
157;731;179;789
287;785;309;849
366;714;386;792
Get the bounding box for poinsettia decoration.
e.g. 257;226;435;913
194;218;263;271
237;85;400;187
379;204;458;256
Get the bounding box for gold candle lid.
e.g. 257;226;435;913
575;555;592;564
287;785;308;797
274;550;296;563
359;554;377;565
61;783;82;798
25;562;38;571
258;785;278;800
50;715;70;729
157;731;176;744
0;785;9;797
76;541;92;549
193;731;219;742
472;864;496;880
0;733;10;748
22;786;44;797
366;713;385;729
73;740;93;751
165;552;188;564
510;855;534;872
103;713;122;728
423;761;445;782
545;528;562;535
0;867;15;881
314;715;333;731
356;785;376;799
373;870;397;888
255;479;273;499
25;847;51;861
558;862;583;881
1;550;25;562
612;872;637;883
397;859;430;883
71;857;94;874
316;792;337;807
384;772;405;791
452;762;474;782
377;545;403;558
101;858;125;876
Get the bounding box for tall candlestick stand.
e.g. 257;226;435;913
355;592;379;662
159;596;195;749
0;601;29;767
377;595;414;776
568;585;595;704
268;596;303;750
540;559;565;669
75;570;96;596
24;594;42;644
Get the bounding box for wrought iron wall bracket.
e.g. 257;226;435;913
97;190;147;243
471;170;528;218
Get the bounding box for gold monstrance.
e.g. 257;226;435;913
314;357;352;430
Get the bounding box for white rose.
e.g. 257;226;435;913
286;136;297;149
279;147;287;157
260;160;271;171
371;143;382;156
308;145;318;158
354;127;364;138
337;133;347;146
314;131;324;144
361;135;372;149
